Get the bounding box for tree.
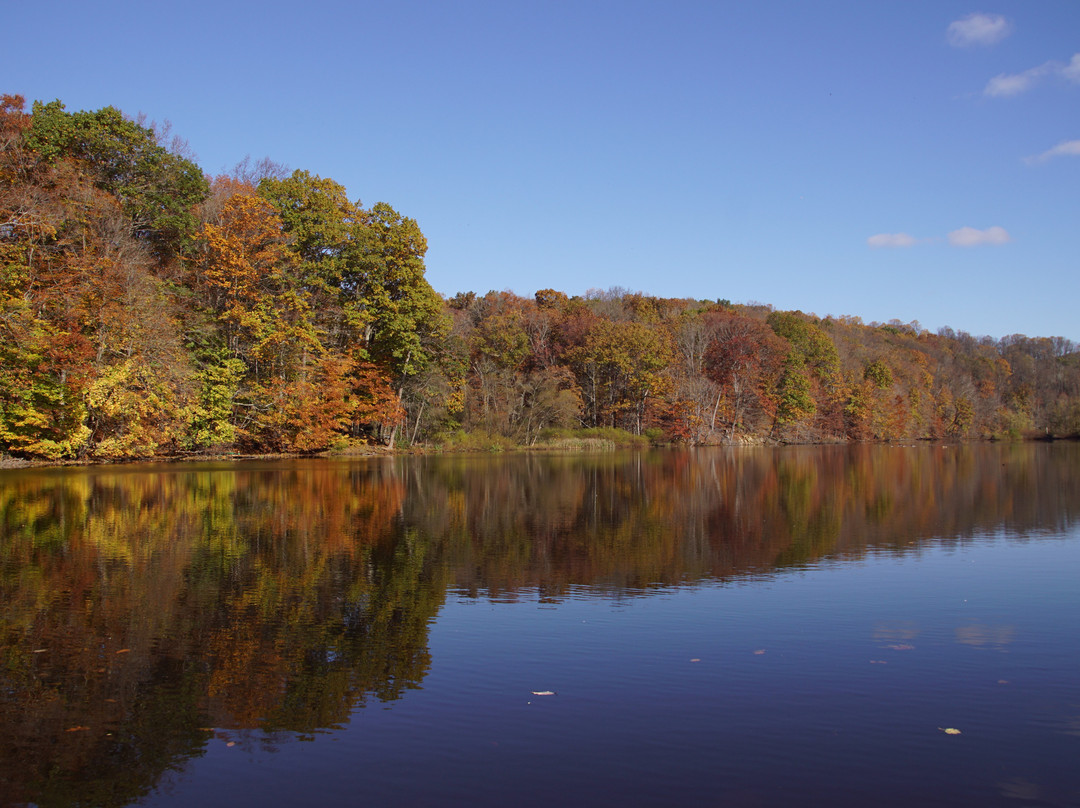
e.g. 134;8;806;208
257;169;357;344
766;311;840;385
25;100;208;260
347;202;447;383
195;190;297;356
192;186;341;451
2;97;199;458
569;319;672;433
704;314;786;441
773;356;816;438
259;172;450;445
343;202;448;445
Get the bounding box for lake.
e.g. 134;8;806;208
2;444;1079;807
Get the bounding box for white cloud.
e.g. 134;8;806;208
867;233;917;248
948;13;1011;47
1063;53;1080;83
984;53;1080;97
985;64;1051;97
1025;139;1080;165
948;226;1011;247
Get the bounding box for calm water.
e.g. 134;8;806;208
1;444;1079;807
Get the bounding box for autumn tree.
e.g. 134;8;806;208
24;100;208;260
704;314;786;441
1;96;91;456
569;318;672;433
2;96;196;458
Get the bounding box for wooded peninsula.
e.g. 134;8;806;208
2;95;1078;462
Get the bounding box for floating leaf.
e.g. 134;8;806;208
939;727;962;735
531;691;556;696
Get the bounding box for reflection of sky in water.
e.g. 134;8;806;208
135;525;1080;808
6;447;1080;808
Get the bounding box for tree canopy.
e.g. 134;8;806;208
2;93;1079;460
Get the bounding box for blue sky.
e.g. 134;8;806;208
4;1;1078;340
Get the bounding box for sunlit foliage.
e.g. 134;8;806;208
2;93;1079;459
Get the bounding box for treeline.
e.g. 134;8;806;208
2;94;1079;460
443;290;1078;446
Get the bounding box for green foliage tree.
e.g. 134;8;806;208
259;172;450;446
24;100;208;259
864;359;893;390
349;202;447;385
773;356;816;436
767;311;840;385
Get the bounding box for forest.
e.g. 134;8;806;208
2;94;1079;461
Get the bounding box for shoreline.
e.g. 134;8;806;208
2;433;1075;470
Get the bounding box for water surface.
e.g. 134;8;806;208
2;444;1079;806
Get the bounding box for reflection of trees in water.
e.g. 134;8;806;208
408;443;1080;596
0;444;1078;804
0;461;446;806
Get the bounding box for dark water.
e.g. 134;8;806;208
2;444;1079;807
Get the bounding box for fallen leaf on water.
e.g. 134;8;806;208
116;649;130;654
226;741;236;747
65;726;90;733
531;691;556;696
753;650;766;655
690;658;701;663
32;649;47;654
939;727;962;735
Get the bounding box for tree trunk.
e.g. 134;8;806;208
410;399;426;445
